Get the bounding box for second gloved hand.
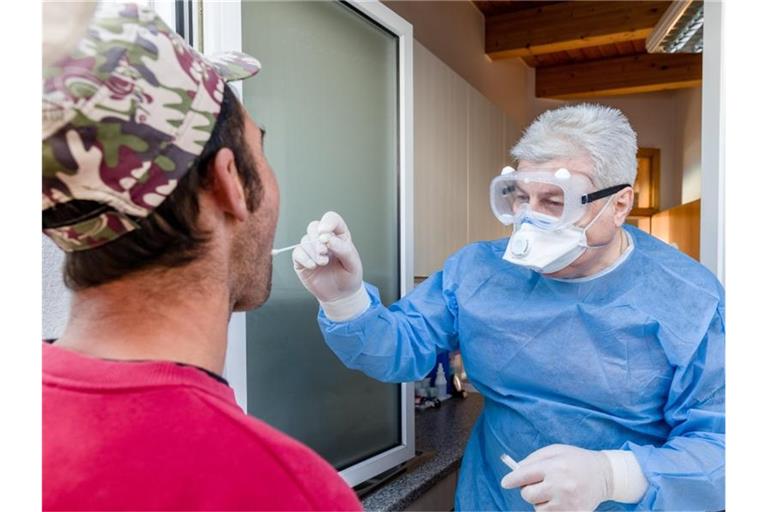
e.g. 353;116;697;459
292;211;371;322
500;444;613;511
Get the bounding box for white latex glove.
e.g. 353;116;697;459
500;444;648;511
292;211;371;322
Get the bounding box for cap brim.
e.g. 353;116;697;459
206;51;261;82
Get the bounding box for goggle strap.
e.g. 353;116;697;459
581;184;631;205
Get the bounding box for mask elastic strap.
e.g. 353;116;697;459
581;184;631;204
583;196;618;249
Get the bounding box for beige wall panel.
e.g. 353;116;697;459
382;0;531;120
467;87;508;243
504;113;524;166
413;42;468;277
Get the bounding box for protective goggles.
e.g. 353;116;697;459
490;167;630;230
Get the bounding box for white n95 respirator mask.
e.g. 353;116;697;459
490;167;629;274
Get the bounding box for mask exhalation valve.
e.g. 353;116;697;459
511;236;530;257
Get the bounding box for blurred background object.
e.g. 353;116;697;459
43;1;98;68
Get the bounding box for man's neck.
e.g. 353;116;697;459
55;265;232;375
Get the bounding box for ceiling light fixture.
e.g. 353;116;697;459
646;0;704;54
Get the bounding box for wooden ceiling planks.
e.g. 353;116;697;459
473;0;701;98
473;1;565;17
483;1;670;60
524;40;642;69
536;53;703;98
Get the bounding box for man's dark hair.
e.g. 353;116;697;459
43;85;263;290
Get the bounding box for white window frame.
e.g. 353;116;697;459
202;0;415;488
147;0;177;31
700;0;725;283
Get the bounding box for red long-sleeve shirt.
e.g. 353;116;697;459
43;343;362;511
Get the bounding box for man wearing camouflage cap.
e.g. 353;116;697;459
42;4;360;510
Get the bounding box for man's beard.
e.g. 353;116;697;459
228;150;278;312
230;213;274;312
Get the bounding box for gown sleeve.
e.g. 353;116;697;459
316;268;460;383
624;303;725;510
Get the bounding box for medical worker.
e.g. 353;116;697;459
293;104;724;511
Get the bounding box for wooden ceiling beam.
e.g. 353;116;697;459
536;53;702;99
486;1;670;60
474;1;564;18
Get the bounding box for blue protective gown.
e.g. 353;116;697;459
318;226;724;511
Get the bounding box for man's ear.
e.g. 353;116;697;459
208;147;248;222
612;187;634;226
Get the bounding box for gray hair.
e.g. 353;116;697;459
510;103;638;188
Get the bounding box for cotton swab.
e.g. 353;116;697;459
500;453;519;471
271;233;332;257
270;244;300;256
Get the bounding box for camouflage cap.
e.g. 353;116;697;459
42;3;261;252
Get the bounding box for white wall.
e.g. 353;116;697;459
413;41;511;276
42;236;70;340
382;0;531;123
413;41;469;276
467;86;508;243
678;87;703;203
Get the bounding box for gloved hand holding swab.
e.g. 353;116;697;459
290;211;370;321
272;233;332;256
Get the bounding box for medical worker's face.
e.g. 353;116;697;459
517;154;634;273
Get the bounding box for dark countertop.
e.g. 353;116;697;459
361;393;484;512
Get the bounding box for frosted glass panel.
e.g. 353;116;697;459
241;1;400;470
